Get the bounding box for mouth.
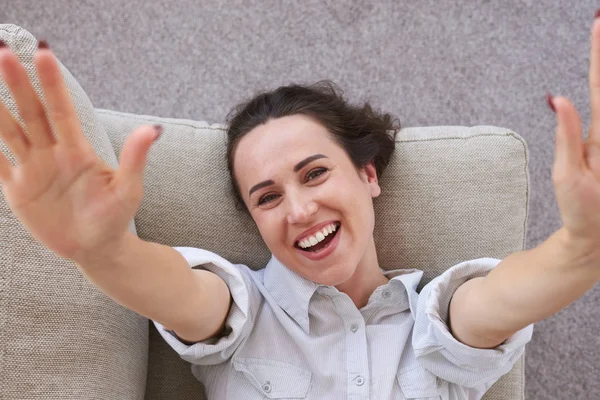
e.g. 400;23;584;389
294;221;341;253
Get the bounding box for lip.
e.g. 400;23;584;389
296;224;342;261
293;220;340;245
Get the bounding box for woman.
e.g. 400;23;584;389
223;81;398;310
1;14;599;398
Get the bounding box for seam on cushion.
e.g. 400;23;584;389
95;109;226;132
0;25;23;36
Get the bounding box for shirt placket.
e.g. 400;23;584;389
325;289;370;400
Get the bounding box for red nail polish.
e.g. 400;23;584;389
153;124;163;141
546;93;556;113
37;40;49;49
0;40;6;48
595;9;600;19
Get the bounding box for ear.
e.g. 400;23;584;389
360;162;381;198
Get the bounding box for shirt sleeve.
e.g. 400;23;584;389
411;257;534;388
152;247;261;366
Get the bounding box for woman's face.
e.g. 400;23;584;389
233;114;381;286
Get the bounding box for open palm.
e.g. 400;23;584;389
0;41;160;263
549;15;600;257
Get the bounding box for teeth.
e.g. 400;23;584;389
298;223;339;249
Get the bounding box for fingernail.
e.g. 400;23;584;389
595;8;600;19
0;40;6;48
546;93;556;113
153;124;163;141
37;40;50;49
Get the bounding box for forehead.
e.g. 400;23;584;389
234;115;343;184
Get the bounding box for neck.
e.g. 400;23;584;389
334;236;389;309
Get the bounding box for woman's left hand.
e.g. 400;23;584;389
549;13;600;260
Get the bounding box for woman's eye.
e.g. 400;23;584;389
258;193;279;205
306;167;329;182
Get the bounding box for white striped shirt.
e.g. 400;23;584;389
154;247;533;400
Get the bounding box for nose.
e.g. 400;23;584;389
285;193;318;225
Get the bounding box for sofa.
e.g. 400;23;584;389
0;24;531;399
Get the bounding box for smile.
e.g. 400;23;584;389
296;222;340;250
294;222;342;260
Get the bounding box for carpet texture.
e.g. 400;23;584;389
2;1;599;399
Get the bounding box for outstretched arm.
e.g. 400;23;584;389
449;227;600;349
449;12;600;349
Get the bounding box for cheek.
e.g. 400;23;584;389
254;217;283;245
343;182;376;230
331;176;372;210
325;173;360;199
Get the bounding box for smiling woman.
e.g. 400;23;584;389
223;81;400;302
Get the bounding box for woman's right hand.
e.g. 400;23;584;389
0;41;161;263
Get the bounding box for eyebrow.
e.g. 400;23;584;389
248;154;328;197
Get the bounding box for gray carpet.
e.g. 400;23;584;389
3;1;599;399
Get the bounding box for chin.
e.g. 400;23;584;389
309;262;356;286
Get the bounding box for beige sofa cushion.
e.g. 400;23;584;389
96;109;530;400
0;24;148;399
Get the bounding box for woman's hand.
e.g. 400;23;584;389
548;13;600;262
0;41;161;263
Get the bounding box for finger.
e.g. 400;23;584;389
35;42;89;150
116;125;162;189
551;96;585;183
0;99;30;164
0;150;13;182
589;15;600;143
0;42;55;149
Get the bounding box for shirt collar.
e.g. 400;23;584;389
263;255;424;334
264;255;323;334
382;268;423;320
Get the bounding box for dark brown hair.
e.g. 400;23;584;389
226;80;401;212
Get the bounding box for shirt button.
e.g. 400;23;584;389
355;376;364;386
262;382;272;393
350;323;359;333
382;290;391;298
